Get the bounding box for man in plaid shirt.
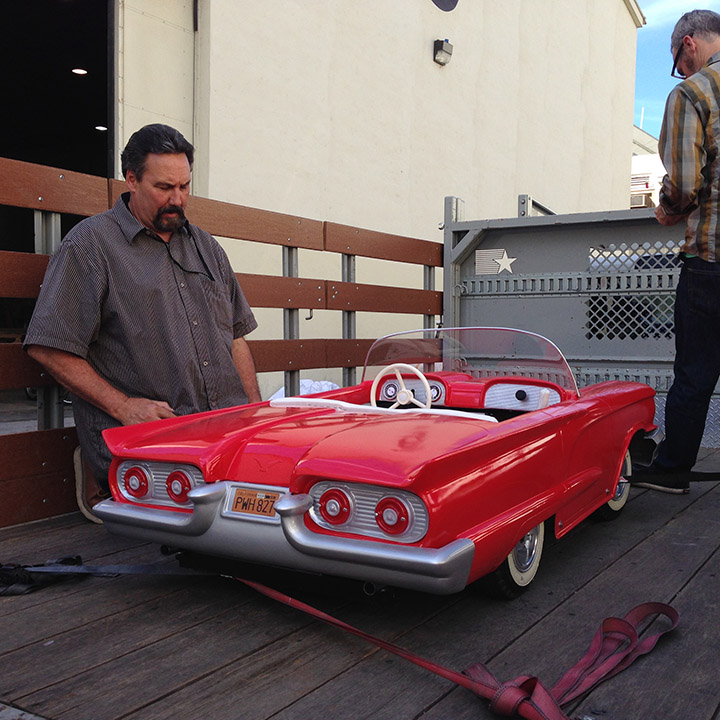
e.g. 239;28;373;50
634;9;720;493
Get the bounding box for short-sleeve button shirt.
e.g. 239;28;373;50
24;192;258;480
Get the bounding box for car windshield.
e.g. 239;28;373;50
362;326;579;395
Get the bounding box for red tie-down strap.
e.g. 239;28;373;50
238;579;678;720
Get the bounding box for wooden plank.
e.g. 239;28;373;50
236;273;326;309
247;338;328;372
570;544;720;719
0;510;84;548
326;281;442;315
129;620;381;720
0;428;78;527
0;468;77;528
249;338;385;372
0;579;252;702
7;581;350;720
120;592;458;720
0;544;179;622
325;222;443;266
0;343;55;390
188;196;324;250
569;484;720;720
108;177;124;201
109;179;324;250
325;338;376;368
0;469;77;529
0;427;77;484
0;516;142;581
362;336;444;367
0;157;108;216
0;250;48;298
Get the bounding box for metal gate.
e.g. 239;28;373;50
442;196;720;448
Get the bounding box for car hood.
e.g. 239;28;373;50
103;403;493;489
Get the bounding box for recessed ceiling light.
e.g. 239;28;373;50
95;125;108;132
72;68;88;75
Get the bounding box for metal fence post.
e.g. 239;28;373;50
342;253;356;387
424;264;435;329
442;196;464;328
283;246;300;397
33;210;65;430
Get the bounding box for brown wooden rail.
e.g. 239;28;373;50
0;157;442;527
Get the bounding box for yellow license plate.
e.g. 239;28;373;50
230;487;281;518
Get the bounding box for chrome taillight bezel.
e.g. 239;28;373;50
308;480;428;543
116;461;205;507
375;496;410;535
318;487;354;525
166;470;193;504
123;466;150;499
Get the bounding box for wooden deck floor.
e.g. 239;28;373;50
2;452;720;720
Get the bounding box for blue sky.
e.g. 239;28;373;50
634;1;720;138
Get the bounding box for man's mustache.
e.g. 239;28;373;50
159;205;185;218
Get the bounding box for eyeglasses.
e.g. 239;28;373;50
671;33;694;79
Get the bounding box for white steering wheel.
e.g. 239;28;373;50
370;363;433;409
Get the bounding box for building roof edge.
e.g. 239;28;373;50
624;0;646;28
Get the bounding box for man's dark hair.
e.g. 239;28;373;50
120;124;195;180
672;9;720;51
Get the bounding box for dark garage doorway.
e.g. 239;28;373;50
0;0;112;254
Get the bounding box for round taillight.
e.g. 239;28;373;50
318;488;352;525
124;466;149;498
166;470;192;504
375;497;410;535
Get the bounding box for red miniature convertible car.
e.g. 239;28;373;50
95;327;660;597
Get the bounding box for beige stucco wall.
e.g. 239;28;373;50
192;1;640;224
115;0;643;397
115;0;195;172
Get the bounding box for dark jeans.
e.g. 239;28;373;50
658;255;720;469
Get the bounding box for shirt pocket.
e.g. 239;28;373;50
198;277;234;335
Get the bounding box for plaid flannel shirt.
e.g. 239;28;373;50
659;52;720;261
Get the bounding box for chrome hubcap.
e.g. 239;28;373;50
613;480;629;501
513;528;539;572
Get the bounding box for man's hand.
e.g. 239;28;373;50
116;398;176;425
655;204;686;226
26;346;178;426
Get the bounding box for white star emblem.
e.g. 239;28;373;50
493;250;517;274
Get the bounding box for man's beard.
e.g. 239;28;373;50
153;205;186;233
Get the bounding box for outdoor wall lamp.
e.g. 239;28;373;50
433;39;453;65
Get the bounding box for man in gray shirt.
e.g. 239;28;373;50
24;124;261;497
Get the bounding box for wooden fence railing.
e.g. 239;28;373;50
0;157;443;527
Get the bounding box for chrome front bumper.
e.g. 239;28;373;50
94;484;475;595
